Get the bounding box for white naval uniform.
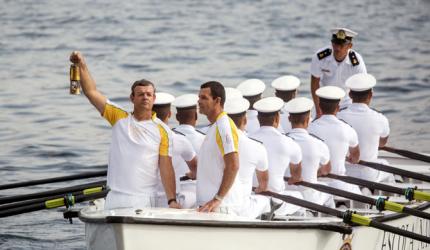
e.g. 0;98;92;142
278;104;292;134
246;109;260;134
250;126;304;215
310;46;367;107
287;128;335;208
236;130;270;218
157;132;197;208
337;103;394;182
196;112;244;214
173;124;205;154
102;100;173;210
308;115;361;194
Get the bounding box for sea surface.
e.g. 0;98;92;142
0;0;429;249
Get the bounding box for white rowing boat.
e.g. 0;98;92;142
79;154;430;250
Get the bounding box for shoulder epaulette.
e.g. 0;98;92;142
339;106;348;112
284;133;295;140
339;119;353;128
317;48;332;60
172;128;186;136
349;51;360;66
248;137;263;144
370;107;382;113
312;117;320;123
309;133;324;142
195;129;206;135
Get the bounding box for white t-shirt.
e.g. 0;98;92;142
310;46;367;106
103;100;173;195
287;128;330;183
250;126;302;193
246;109;260;134
196;112;243;209
279;104;292;134
337;103;390;161
308;115;358;175
173;124;205;154
237;130;269;196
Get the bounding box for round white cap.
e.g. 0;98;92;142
271;75;301;91
253;97;284;113
225;87;243;100
154;92;175;105
285;97;314;114
224;98;250;115
316;86;345;100
345;73;376;92
331;27;358;38
237;79;266;97
172;94;198;108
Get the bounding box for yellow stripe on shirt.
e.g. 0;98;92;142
215;112;239;156
158;124;170;156
103;102;128;126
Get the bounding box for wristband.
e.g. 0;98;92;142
167;198;177;205
214;194;223;202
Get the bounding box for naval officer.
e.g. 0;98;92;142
308;86;362;195
271;75;301;134
285;97;335;208
236;79;266;134
337;73;395;184
310;28;367;117
224;97;271;218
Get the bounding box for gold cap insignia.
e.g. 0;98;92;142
336;30;346;40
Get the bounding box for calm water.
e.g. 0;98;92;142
0;0;429;249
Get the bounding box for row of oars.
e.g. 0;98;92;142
0;146;429;243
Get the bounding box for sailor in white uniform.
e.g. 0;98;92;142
285;97;335;208
337;73;395;183
224;97;271;218
308;86;362;195
271;75;301;134
250;97;305;216
153;93;198;208
237;79;266;134
310;28;367;117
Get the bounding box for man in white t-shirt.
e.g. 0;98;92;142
152;92;198;209
69;51;180;209
337;73;394;183
197;81;243;214
271;75;301;134
308;86;362;195
285;97;335;208
250;97;305;215
224;97;271;218
237;79;266;134
310;28;367;117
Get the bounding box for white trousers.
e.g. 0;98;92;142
240;194;271;218
104;190;158;210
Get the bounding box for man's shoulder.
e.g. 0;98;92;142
348;49;364;66
315;46;332;60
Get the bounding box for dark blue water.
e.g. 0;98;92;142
0;0;429;248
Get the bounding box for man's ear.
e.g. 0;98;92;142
130;93;134;102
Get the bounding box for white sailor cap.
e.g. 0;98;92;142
331;28;357;44
154;92;175;105
253;97;284;113
285;97;314;114
237;79;266;97
172;94;198;109
316;86;345;100
345;73;376;92
225;87;243;100
224;97;250;115
271;75;301;91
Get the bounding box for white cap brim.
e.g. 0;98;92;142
172;94;198;108
237;79;266;97
253;97;284;113
225;98;250;115
285;97;314;114
154;92;175;105
316;86;345;100
345;73;376;92
271;75;301;91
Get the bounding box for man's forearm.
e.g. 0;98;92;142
310;76;320;107
217;152;239;198
159;156;177;200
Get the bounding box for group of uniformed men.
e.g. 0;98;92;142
69;27;393;218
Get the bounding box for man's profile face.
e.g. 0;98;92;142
198;87;217;115
131;85;155;111
332;42;352;61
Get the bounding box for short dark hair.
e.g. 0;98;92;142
229;112;246;128
289;111;310;125
275;90;296;103
131;79;156;96
319;98;340;114
244;94;262;110
152;104;170;121
350;89;372;103
257;112;278;126
200;81;226;106
176;108;197;124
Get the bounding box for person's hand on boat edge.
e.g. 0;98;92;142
198;198;221;213
287;176;303;185
168;200;181;209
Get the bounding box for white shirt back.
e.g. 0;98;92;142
173;124;205;154
337;103;390;161
308;115;358;175
287;128;330;183
250;126;302;193
246;109;260;134
279;104;292;134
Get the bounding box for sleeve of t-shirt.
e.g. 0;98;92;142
310;53;322;78
319;141;330;165
102;99;129;126
256;144;269;171
179;136;196;162
215;115;239;156
158;123;174;157
354;53;367;74
347;126;359;147
289;140;303;165
379;114;390;138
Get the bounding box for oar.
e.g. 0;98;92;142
380;146;430;163
326;173;430;202
284;177;430;220
0;189;109;218
0;180;106;205
0;185;106;211
0;169;107;190
359;160;430;183
260;190;430;244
